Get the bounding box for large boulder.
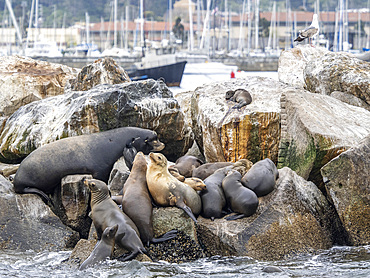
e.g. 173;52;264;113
0;79;192;163
277;89;370;188
0;175;79;251
197;167;344;261
304;51;370;107
67;57;131;91
0;55;77;117
321;135;370;246
278;45;330;89
191;76;285;163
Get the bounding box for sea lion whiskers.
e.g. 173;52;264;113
84;179;110;207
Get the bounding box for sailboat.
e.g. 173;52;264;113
127;0;187;87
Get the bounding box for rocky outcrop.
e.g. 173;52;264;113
197;167;343;260
304;51;370;107
0;55;77;117
0;79;192;163
278;45;330;89
0;175;79;251
67;57;131;91
191;76;285;163
277;89;370;189
321;135;370;246
330;91;370;111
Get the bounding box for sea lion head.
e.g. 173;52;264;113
131;131;165;154
83;178;110;197
103;224;119;241
225;90;235;100
149;152;168;169
184;177;207;191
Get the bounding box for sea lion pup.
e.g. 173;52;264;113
168;155;204;178
146;152;202;222
13;127;165;204
225;88;252;109
183;177;207;191
241;158;279;197
84;178;146;261
200;167;230;220
122;152;177;247
222;170;259;220
79;224;118;270
192;162;233;180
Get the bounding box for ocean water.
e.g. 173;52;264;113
1;245;369;277
170;62;279;95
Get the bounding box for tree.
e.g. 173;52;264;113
172;16;184;42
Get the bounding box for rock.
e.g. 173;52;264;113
0;79;192;163
0;162;19;177
0;55;78;117
321;135;370;246
50;174;92;239
278;45;330;89
68;239;97;266
191;76;285;163
197;167;343;261
304;51;370;107
67;57;131;91
277;89;370;189
108;156;130;195
330;91;370;111
0;175;79;251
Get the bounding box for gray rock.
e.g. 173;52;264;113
0;55;77;117
0;175;79;251
197;167;341;260
0;79;192;163
108;156;130;195
330;91;370;111
278;89;370;189
321;135;370;246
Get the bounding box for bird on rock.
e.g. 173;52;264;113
294;14;319;46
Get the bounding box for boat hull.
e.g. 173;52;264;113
129;61;187;87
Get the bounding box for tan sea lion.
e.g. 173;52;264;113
84;178;146;261
146;152;202;222
122;152;177;247
183;177;207;191
79;224;118;270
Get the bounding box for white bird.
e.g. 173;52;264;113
294;14;319;46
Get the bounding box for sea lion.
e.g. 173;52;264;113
183;177;207;191
241;158;279;197
222;170;259;220
121;152;177;246
200;167;231;220
168;167;185;182
192;162;233;180
146;152;202;222
225;88;252;109
84;178;146;261
168;155;204;178
79;224;118;270
13;127;164;204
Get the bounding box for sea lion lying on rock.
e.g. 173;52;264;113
225;88;252;109
13;127;164;204
146;152;202;222
168;155;204;178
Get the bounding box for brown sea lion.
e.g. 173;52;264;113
241;158;279;197
79;224;118;270
168;155;204;178
225;88;252;109
84;178;146;261
192;162;233;180
121;152;177;247
222;170;259;220
146;152;202;222
168;167;185;182
13;127;164;204
183;177;207;191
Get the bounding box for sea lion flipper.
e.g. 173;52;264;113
22;187;53;205
176;200;198;223
151;229;177;244
225;213;245;221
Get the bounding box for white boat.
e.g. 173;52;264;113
25;40;63;58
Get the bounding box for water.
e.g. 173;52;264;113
1;245;369;277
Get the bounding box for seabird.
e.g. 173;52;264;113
294;14;319;45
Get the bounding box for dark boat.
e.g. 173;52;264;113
127;53;187;87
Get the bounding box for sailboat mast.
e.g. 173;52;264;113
114;0;117;48
188;0;194;50
255;0;259;50
5;0;22;46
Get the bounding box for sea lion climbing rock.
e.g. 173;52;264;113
13;127;164;203
146;152;202;222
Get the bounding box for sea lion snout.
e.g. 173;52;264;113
150;140;165;151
